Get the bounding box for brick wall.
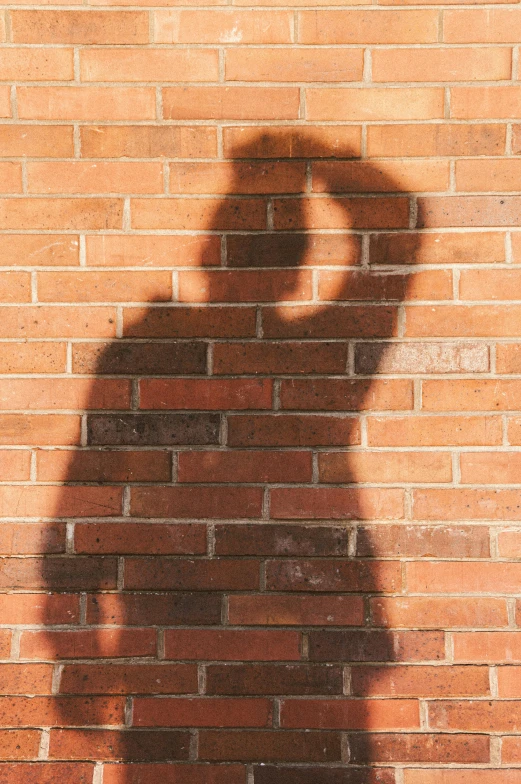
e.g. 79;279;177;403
0;1;520;782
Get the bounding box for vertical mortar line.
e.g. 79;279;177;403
512;45;519;82
124;696;133;727
490;736;502;766
163;159;169;195
79;234;86;266
502;413;509;447
361;233;370;268
66;342;73;374
198;663;206;694
272;379;280;410
93;762;104;784
79;593;87;625
409;196;417;230
341;733;350;763
490;526;499;559
419;699;429;730
38;729;51;760
292;9;298;44
207;523;215;556
74;47;80;82
157;628;165;660
266;198;274;231
31;270;38;303
262;486;270;520
220;234;227;267
207;342;214;376
449;159;456;193
360;124;367;159
115;306;123;338
172;270;179;301
189;730;199;761
171;451;178;483
80;414;88;445
272;698;280;728
123;197;131;231
300;633;309;661
451;451;460;485
505;232;512;264
217;124;224;159
131;379;140;411
221;594;229;625
9;629;20;660
66;522;75;554
444;87;451;120
444;630;454;663
73;125;81;158
10;85;17;120
117;557;125;590
343;666;352;695
122;485;131;516
156;86;163;122
452;267;460;300
21;159;28;194
413;378;422;412
404;488;413;520
219;48;225;83
507;597;517;627
438;10;444;43
312;451;319;483
51;663;64;695
346;341;355;376
255;306;263;338
30;450;37;482
506;124;513;156
219;412;228;446
490;665;498;698
362;49;371;83
299;86;306;122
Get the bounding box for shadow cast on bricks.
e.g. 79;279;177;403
40;130;425;783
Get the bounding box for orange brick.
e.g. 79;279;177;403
423;380;521;411
367;124;506;158
131;198;265;230
27;162;163;195
429;700;521;732
223;125;362;158
0;451;31;481
0;343;66;373
370;232;505;264
513;127;521;156
0;88;11;118
163;87;300;121
38;271;171;303
0;485;122;518
444;9;521;43
298;10;439;44
169;162;306;195
367;415;501;447
413;489;521;520
0;163;22;194
0;48;73;80
38;450;169;482
373;48;511;82
404;771;521;784
507;418;521;445
319;270;452;301
498;531;521;558
407;562;521;594
226;48;364;82
451;87;521;119
313;160;449;193
179;270;311;303
497;668;521;697
497;345;521;373
0;379;129;410
453;632;521;663
418;196;521;227
11;10;149;43
406;305;521;337
273;197;409;230
306;88;444;121
0;415;80;445
18;87;156;121
0;306;116;338
81;125;217;159
462;454;521;485
0;126;74;158
456;159;521;192
371;597;507;628
462;269;521;300
351;665;489;697
0;199;122;230
319;452;452;484
0;272;30;302
81;48;219;82
154;10;292;44
86;235;220;267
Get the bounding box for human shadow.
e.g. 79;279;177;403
41;130;425;784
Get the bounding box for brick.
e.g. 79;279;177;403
413;489;521;520
178;270;312;303
130;487;262;519
0;306;117;339
298;10;439;44
0;234;78;265
0;485;122;518
81;48;218;82
0;198;122;230
213;342;348;375
280;699;419;730
319;270;452;301
226;48;363;82
154;10;292;44
367;125;506;158
429;700;521;732
367;415;502;447
444;9;521;43
0;664;53;694
170;162;306;195
124;558;260;591
313;161;449;193
20;629;156;660
513;127;521;156
497;668;521;697
28;162;163;195
49;729;190;761
0;48;73;80
0;414;80;445
404;772;521;784
73;342;206;375
60;664;196;695
273;196;410;229
499;530;521;557
356;525;488;558
0;88;10;118
262;306;397;339
320;453;452;484
86;413;220;446
198;730;341;762
178;451;312;483
348;733;489;764
0;451;31;482
133;697;272;728
228;595;364;626
266;559;400;592
40;449;170;482
223;125;362;159
280;379;413;411
206;664;342;695
124;307;256;338
0;556;117;590
270;488;404;520
370;231;505;265
406;306;521;337
451;87;521;120
227;414;360;447
507;418;521;445
164;630;301;662
18;88;155;121
371;597;507;628
74;523;206;554
0;732;41;760
0;343;66;373
0;518;51;556
497;344;521;373
81;125;217;159
457;161;521;194
226;233;362;267
0;594;78;625
0;272;29;301
0;764;95;784
453;632;521;663
253;769;393;784
424;380;521;411
0;379;128;410
11;10;149;43
502;737;521;763
162;88;299;121
308;630;445;662
418;196;521;227
131;198;266;230
214;524;348;556
0;696;125;727
373;48;511;82
87;593;222;626
38;271;171;302
103;766;245;784
306;88;444;121
351;665;489;697
86;235;220;267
